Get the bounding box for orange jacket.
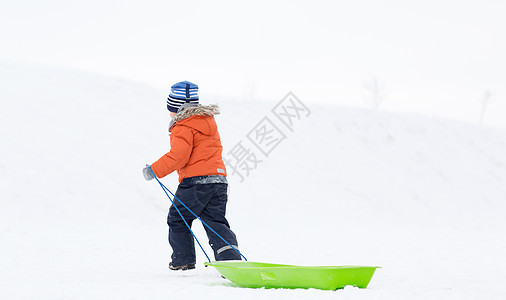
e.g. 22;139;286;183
151;105;227;182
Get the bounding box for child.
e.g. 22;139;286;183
143;81;241;271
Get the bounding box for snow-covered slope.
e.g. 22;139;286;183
1;62;506;299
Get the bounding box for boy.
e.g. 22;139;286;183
143;81;241;271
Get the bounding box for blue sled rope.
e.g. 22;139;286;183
149;168;247;262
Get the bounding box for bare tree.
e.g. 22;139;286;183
479;90;492;125
362;77;386;110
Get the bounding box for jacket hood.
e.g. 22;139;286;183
169;104;220;135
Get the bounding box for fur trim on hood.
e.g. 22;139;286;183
169;104;220;132
173;104;220;122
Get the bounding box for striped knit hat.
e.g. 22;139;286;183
167;81;199;113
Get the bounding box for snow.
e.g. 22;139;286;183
3;1;506;128
1;62;506;299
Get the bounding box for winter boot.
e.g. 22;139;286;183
169;262;196;271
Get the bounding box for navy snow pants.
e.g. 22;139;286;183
168;178;240;266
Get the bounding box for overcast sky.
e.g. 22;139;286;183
1;0;505;127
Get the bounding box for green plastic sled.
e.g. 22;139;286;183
204;261;379;290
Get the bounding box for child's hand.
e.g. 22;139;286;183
143;164;155;181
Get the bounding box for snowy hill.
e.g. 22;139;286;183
1;62;506;299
